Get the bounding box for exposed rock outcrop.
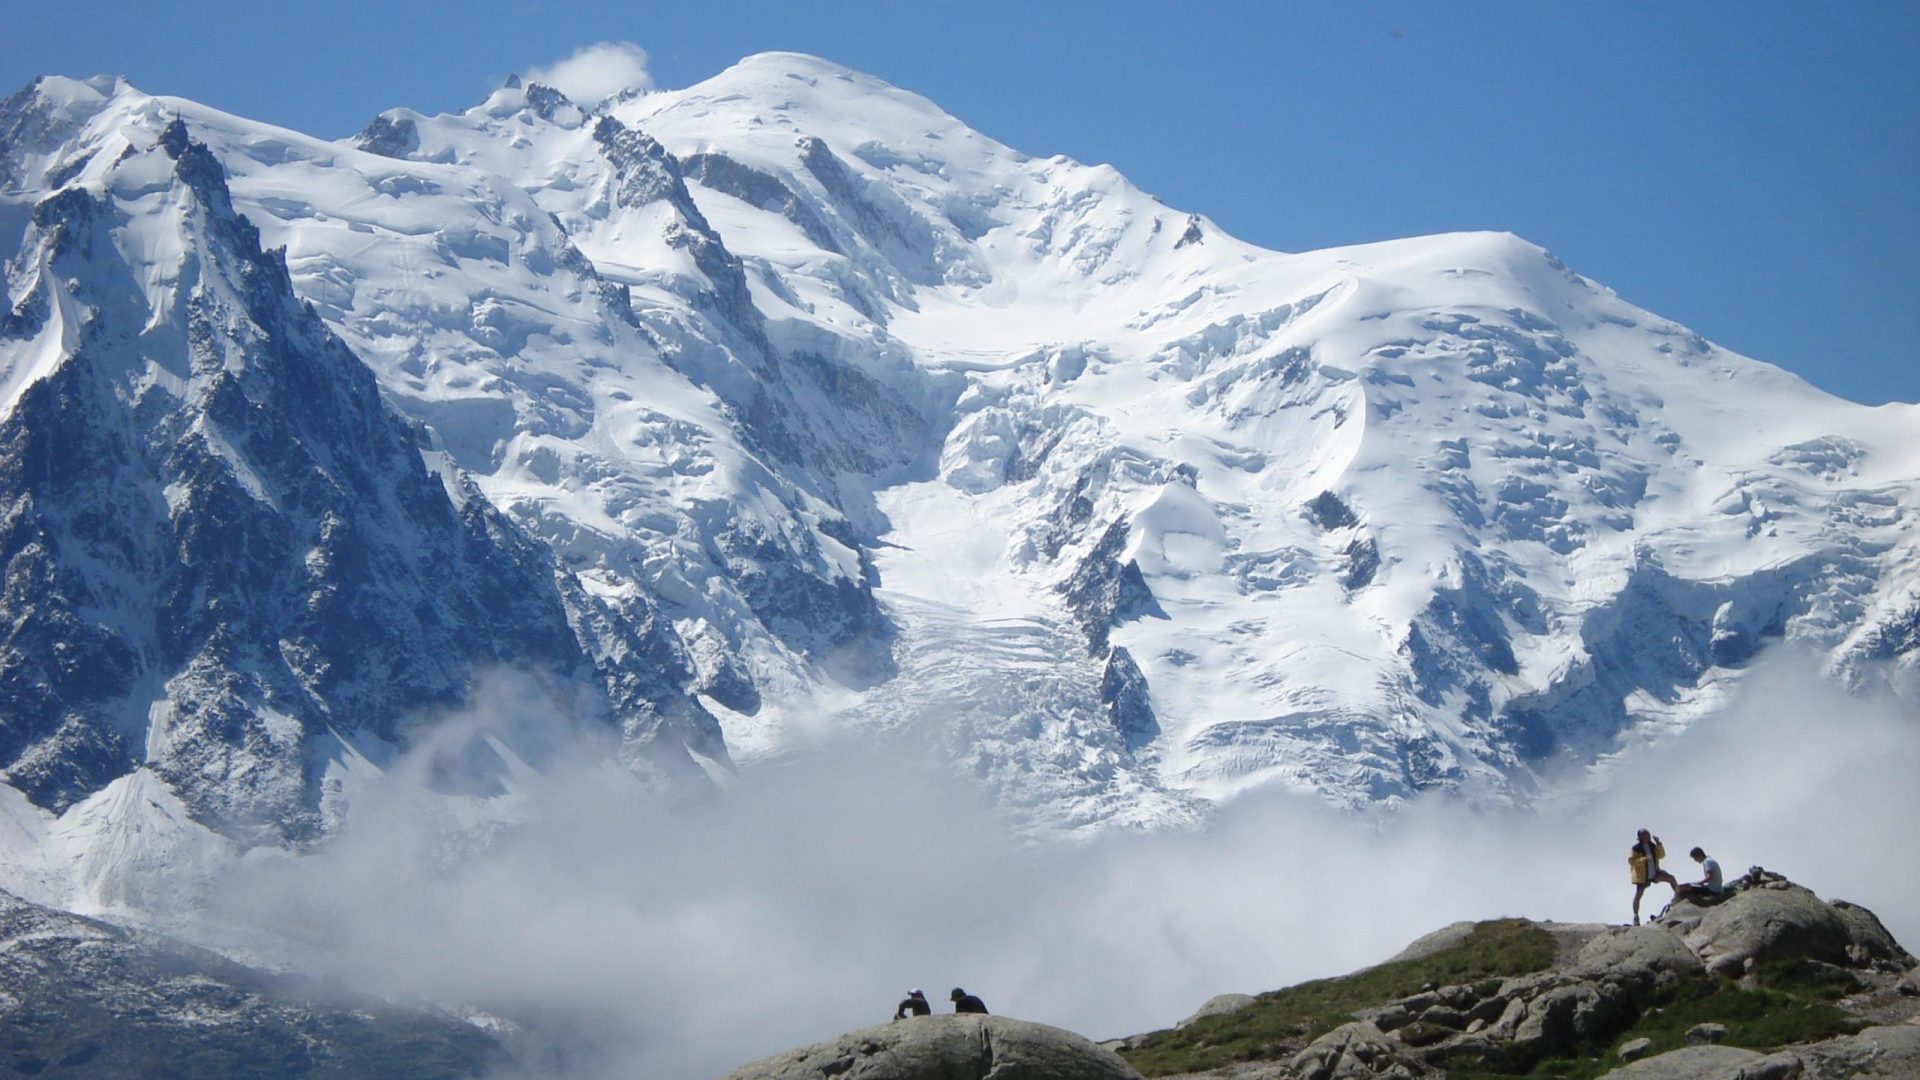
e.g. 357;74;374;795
723;1014;1142;1080
1290;1021;1424;1080
1119;873;1916;1080
1660;871;1915;977
1601;1044;1776;1079
1791;1024;1920;1079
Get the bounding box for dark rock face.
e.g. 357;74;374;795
1306;490;1360;531
1343;536;1381;590
684;151;843;255
592;115;760;335
1100;646;1158;747
797;136;949;288
520;83;574;122
722;1015;1142;1080
0;889;503;1078
0;77;99;189
1499;556;1823;765
712;509;893;686
1060;522;1166;654
0;122;718;839
351;113;419;159
1173;215;1205;249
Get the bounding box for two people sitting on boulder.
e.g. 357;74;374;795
1673;846;1725;902
892;987;988;1018
1629;828;1679;925
893;988;931;1019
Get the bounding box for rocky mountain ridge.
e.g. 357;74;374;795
0;887;503;1077
721;872;1920;1079
0;105;723;854
1117;869;1920;1079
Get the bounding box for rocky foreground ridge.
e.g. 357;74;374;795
732;872;1919;1080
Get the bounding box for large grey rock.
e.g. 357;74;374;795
1681;884;1855;975
1289;1021;1425;1080
719;1015;1142;1080
1827;901;1915;969
1600;1044;1768;1078
1179;992;1256;1027
1511;980;1631;1055
1489;995;1528;1039
1356;1003;1415;1032
1573;924;1706;991
1795;1024;1920;1079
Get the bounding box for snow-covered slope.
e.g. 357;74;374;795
615;54;1919;811
0;88;722;854
1;56;1914;853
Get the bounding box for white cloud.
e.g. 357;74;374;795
524;42;654;106
183;654;1918;1079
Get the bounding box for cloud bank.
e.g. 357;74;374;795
524;42;654;106
197;653;1918;1079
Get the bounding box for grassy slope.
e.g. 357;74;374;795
1121;921;1862;1078
1122;920;1554;1075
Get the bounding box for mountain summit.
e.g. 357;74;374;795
0;57;1914;852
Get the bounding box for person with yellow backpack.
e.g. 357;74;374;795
1628;827;1678;925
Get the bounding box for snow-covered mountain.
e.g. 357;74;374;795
1;55;1914;864
0;886;503;1075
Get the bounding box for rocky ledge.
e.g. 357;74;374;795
1112;869;1917;1079
716;871;1915;1079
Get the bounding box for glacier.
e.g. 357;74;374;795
0;52;1913;892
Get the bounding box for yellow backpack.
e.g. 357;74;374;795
1628;850;1649;885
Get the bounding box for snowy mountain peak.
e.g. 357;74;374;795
1;57;1914;848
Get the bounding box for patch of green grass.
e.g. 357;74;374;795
1749;957;1861;1001
1120;919;1556;1076
1441;972;1866;1080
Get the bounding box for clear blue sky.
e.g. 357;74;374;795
6;1;1914;405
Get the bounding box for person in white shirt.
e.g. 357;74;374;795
1675;846;1725;901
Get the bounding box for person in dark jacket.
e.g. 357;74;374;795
950;987;988;1014
893;989;931;1019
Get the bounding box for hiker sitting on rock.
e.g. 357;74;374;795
893;988;931;1019
1673;846;1725;902
1629;828;1678;925
950;987;989;1014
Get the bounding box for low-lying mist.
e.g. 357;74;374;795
203;656;1918;1079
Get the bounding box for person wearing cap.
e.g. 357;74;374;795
893;988;931;1019
950;987;989;1014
